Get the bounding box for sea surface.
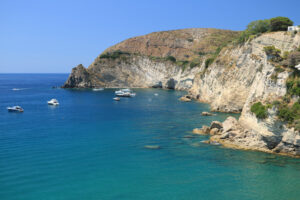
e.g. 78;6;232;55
0;74;299;200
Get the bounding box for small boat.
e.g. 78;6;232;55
7;106;24;112
154;93;159;96
116;92;132;97
93;88;104;91
115;88;131;94
47;99;59;106
115;89;135;97
113;97;120;101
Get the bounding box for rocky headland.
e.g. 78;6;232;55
63;26;300;157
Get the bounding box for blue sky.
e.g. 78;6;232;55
1;0;300;73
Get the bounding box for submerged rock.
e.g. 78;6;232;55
183;135;195;138
144;145;161;150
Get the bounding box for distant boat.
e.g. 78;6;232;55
12;88;26;91
113;97;120;101
7;106;24;112
116;92;131;97
115;89;135;97
93;88;104;91
47;99;59;106
154;93;158;96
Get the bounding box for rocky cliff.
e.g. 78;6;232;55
190;31;300;157
63;28;300;157
63;28;238;89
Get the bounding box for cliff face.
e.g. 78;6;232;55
190;32;300;156
63;29;300;156
62;28;239;89
190;32;300;112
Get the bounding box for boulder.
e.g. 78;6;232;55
202;125;211;134
192;125;210;135
179;95;192;102
192;128;203;134
220;132;230;139
210;121;223;130
222;117;238;132
210;128;220;135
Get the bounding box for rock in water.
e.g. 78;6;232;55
192;125;210;135
201;112;213;116
144;145;160;150
179;95;192;102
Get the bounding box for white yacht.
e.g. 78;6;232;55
113;97;120;101
47;99;59;106
7;106;24;112
116;92;131;97
115;89;135;97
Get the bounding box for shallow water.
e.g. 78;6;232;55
0;74;299;200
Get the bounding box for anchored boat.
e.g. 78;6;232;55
7;106;24;112
47;99;59;106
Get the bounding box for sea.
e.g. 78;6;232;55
0;74;299;200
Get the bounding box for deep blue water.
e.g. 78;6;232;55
0;74;299;200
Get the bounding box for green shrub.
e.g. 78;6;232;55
251;102;268;119
270;17;293;31
236;19;270;44
295;120;300;131
264;46;281;55
278;105;295;123
205;57;215;68
282;51;290;60
166;56;176;62
263;46;282;62
99;50;130;59
286;79;300;96
190;61;199;68
198;51;206;56
247;19;271;35
275;65;285;73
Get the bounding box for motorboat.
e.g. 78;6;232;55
93;88;104;91
115;88;131;94
7;106;24;112
113;97;120;101
115;89;135;97
47;99;59;106
116;92;131;97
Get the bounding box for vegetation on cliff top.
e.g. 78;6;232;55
236;16;294;44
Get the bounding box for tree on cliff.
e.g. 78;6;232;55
246;19;270;35
270;17;293;31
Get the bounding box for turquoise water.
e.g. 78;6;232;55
0;74;299;200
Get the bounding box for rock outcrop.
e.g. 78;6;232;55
62;28;238;89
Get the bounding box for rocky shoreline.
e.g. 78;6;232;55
193;116;300;157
